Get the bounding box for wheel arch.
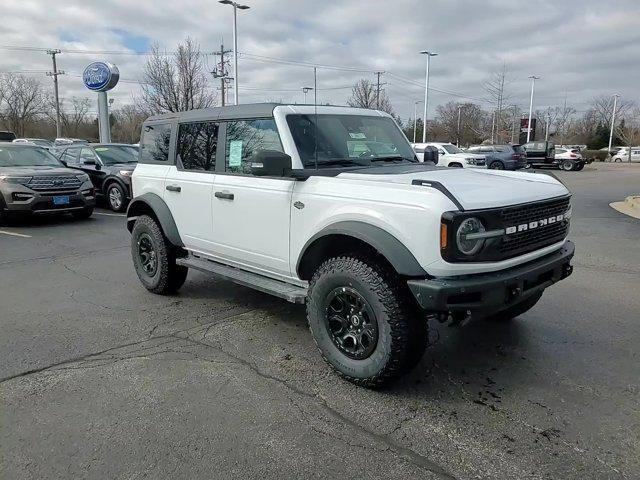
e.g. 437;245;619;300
296;221;427;281
126;193;184;247
102;175;128;195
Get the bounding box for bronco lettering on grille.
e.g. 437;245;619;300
505;212;569;235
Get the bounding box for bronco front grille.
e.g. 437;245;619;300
28;176;81;192
498;196;571;258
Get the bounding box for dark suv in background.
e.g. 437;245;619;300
0;144;94;222
58;143;138;212
466;144;527;170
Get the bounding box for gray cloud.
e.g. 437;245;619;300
1;0;638;120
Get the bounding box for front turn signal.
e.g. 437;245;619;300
440;222;448;250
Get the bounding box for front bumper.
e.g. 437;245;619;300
407;241;575;314
0;183;95;215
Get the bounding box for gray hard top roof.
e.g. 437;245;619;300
145;103;283;123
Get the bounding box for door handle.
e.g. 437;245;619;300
166;185;181;192
214;191;234;200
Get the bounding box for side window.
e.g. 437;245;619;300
224;118;283;174
62;147;80;165
177;121;219;171
80;148;97;164
140;123;171;163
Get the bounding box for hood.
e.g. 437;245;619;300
107;163;137;170
337;165;569;210
0;165;78;176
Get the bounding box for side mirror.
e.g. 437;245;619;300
250;150;292;177
423;146;439;165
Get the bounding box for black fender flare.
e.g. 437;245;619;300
297;221;427;278
101;176;129;197
126;193;183;247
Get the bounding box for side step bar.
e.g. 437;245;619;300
176;255;308;304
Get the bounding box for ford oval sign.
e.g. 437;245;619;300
82;62;119;92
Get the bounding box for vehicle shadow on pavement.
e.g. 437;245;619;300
0;213;95;229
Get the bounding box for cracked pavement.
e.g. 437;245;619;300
1;163;639;479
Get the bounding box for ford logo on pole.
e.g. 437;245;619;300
82;62;120;92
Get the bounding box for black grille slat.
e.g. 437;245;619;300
497;196;570;258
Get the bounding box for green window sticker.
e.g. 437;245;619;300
229;140;243;167
94;147;109;152
348;132;366;139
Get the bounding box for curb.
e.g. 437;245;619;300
610;195;640;219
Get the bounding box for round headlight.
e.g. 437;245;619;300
456;217;485;255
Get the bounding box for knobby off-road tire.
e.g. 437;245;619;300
307;254;428;388
131;215;188;295
484;291;544;322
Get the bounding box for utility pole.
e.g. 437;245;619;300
545;107;551;142
608;94;620;156
456;104;462;147
511;105;518;144
491;110;495;144
46;49;65;139
212;43;232;106
373;71;385;110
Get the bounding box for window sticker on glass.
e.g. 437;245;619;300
94;147;109;151
229;140;243;167
349;132;367;139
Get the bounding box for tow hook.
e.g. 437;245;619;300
507;285;522;302
563;264;573;278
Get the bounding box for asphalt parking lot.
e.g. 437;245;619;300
1;163;639;480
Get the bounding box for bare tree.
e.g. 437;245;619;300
0;73;47;136
616;107;640;159
138;38;216;113
111;104;147;143
553;101;577;146
482;64;511;143
347;79;397;118
433;101;489;145
589;95;634;126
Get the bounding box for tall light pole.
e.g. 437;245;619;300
526;75;540;142
413;100;422;143
219;0;250;106
608;94;620;155
456;104;463;147
420;50;437;143
302;87;313;104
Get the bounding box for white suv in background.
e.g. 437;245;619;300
412;142;486;168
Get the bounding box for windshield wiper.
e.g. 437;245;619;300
312;158;371;168
370;156;416;163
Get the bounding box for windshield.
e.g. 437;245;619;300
286;114;416;167
0;147;62;167
94;146;139;165
442;144;464;154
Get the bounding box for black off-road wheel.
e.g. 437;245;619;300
307;254;427;388
72;207;94;220
131;215;188;295
483;291;544;322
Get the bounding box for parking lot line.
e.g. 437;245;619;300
0;230;32;238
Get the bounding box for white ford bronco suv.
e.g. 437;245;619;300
127;104;574;388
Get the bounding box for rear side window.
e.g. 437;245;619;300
140;123;171;163
494;145;512;153
62;147;81;165
224;118;283;174
177;121;220;172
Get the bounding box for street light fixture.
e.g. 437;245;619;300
219;0;250;105
526;75;540;143
302;86;314;104
420;50;437;143
413;100;422;143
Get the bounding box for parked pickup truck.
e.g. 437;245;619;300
127;104;575;388
522;140;584;171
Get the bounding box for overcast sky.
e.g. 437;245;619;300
1;0;639;121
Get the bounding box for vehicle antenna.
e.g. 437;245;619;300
314;66;318;171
